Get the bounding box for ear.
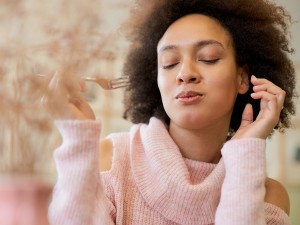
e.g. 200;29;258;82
238;65;249;94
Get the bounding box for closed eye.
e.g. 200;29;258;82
200;59;220;64
162;63;179;69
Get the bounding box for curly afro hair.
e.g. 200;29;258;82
122;0;297;132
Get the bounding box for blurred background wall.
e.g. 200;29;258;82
265;1;300;224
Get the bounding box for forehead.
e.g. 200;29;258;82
157;14;233;51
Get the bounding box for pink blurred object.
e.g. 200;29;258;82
0;175;52;225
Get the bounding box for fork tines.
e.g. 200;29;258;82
110;76;130;89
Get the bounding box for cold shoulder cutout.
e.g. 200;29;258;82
265;177;290;215
99;138;113;172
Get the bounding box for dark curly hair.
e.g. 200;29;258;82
123;0;297;132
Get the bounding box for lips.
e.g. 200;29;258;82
175;91;204;104
176;91;203;99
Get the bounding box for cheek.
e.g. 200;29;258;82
157;73;171;97
205;73;241;107
205;67;240;91
157;74;163;95
208;78;238;90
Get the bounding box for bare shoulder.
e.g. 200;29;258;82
99;138;113;172
265;177;290;215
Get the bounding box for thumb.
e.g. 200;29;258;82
239;103;253;129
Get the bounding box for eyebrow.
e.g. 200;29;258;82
157;40;225;53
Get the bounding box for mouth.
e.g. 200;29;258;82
175;91;204;104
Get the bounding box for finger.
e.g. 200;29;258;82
251;75;286;101
68;92;87;108
253;83;285;96
251;75;271;86
68;94;96;119
253;85;286;109
66;77;85;93
239;103;253;128
80;81;88;92
41;70;72;117
251;91;278;102
251;91;282;112
48;70;62;91
48;69;87;100
42;69;94;120
42;74;65;106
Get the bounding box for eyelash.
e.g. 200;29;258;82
200;59;220;64
162;63;178;69
162;59;220;69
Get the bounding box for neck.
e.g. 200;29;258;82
168;121;229;163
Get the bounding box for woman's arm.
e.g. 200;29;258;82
43;71;115;224
215;76;290;224
215;139;291;225
48;120;114;225
215;138;267;225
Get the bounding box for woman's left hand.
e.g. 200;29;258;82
232;75;285;140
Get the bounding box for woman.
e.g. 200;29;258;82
47;0;296;224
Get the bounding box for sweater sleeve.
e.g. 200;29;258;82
48;120;115;225
215;138;290;225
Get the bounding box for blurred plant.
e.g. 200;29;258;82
0;0;130;177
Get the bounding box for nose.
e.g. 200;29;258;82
176;61;201;84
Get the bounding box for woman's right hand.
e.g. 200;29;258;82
42;69;96;120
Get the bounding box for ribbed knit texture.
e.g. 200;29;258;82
48;120;114;225
49;117;290;225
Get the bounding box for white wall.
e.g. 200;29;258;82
274;0;300;63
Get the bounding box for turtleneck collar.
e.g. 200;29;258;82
129;117;225;224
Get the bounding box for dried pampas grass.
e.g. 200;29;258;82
0;0;131;176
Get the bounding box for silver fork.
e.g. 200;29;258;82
37;74;130;90
83;76;130;90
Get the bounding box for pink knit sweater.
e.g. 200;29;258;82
48;117;290;225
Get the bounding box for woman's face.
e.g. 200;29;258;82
157;14;249;130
